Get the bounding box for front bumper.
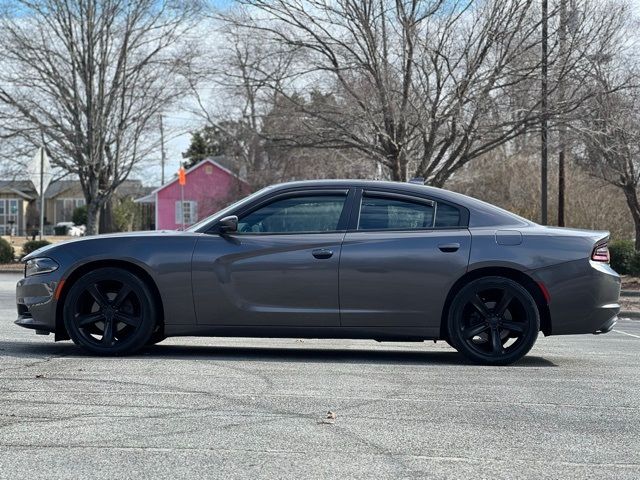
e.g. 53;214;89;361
15;274;60;333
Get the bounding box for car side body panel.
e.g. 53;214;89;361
468;226;620;335
16;232;199;334
15;179;621;344
339;229;471;331
191;233;344;326
531;260;620;335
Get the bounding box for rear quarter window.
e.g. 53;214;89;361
435;203;461;228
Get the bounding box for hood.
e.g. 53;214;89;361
21;230;198;262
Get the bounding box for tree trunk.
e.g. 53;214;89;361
99;201;115;234
86;201;102;236
623;185;640;251
389;152;408;182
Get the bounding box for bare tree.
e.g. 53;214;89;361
448;150;634;240
0;0;199;234
575;62;640;248
217;0;627;185
187;11;299;188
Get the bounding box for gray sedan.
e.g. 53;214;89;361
16;180;621;365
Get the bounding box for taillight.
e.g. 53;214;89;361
591;243;610;263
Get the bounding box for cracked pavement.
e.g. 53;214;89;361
0;272;639;479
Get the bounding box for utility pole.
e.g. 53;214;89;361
541;0;549;225
39;148;44;240
178;164;186;231
159;115;167;185
557;0;568;227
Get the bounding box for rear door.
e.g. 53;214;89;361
192;189;353;327
339;189;471;329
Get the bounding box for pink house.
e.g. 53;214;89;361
137;158;250;230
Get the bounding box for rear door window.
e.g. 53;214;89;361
357;193;462;230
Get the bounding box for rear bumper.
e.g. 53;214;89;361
593;314;617;335
532;259;621;335
15;274;59;333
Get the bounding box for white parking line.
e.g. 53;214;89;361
613;329;640;339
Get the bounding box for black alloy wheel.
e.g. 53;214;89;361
63;268;156;355
447;276;540;365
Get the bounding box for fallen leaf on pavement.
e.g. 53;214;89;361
317;411;337;425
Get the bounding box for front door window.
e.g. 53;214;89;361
238;195;347;234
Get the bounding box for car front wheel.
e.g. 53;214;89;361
63;267;157;355
447;276;540;365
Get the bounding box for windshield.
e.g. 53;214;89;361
186;186;273;232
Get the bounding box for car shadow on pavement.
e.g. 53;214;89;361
0;340;557;367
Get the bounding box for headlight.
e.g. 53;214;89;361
25;257;59;277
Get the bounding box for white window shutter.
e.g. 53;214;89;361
191;201;198;222
175;201;182;224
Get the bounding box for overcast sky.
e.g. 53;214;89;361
144;0;236;186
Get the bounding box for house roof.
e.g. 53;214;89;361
0;180;37;200
134;193;156;204
115;180;154;198
0;178;151;200
44;179;150;199
147;157;248;197
42;180;74;199
0;179;35;191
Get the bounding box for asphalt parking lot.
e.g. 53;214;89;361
0;272;639;479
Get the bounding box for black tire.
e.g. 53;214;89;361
63;267;157;355
146;328;166;346
447;276;540;365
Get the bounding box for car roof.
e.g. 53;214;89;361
267;180;534;228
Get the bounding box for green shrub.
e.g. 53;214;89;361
630;252;640;277
72;205;87;226
0;237;14;263
113;198;137;232
609;240;636;274
21;240;51;258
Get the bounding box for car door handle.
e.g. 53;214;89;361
438;243;460;253
312;248;334;259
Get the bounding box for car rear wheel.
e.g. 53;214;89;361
447;276;540;365
63;268;156;355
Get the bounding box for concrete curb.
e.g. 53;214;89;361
620;290;640;297
621;290;640;297
620;311;640;320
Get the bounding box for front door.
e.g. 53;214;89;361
192;191;350;326
339;191;471;329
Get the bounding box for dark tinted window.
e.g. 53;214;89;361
358;196;434;230
435;203;461;227
238;195;346;233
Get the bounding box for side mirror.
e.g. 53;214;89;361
217;215;238;234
